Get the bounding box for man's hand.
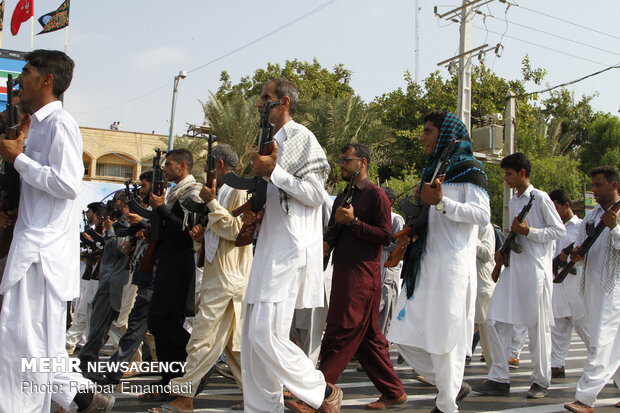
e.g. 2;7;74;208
323;241;331;257
570;247;584;263
512;216;529;236
127;212;143;226
420;178;443;205
601;208;618;230
494;250;506;266
199;178;217;203
0;209;17;228
120;241;134;256
559;251;569;262
149;190;166;209
335;204;355;226
102;217;114;231
0;131;25;163
135;229;147;241
189;224;205;242
251;144;278;178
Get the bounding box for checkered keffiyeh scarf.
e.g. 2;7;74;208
579;206;620;296
421;112;477;183
277;121;330;213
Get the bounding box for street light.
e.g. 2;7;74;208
167;70;188;153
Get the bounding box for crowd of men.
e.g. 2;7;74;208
0;50;618;413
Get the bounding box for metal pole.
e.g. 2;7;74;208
456;0;473;132
502;91;516;235
414;0;420;84
167;70;187;153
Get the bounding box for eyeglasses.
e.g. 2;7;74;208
338;157;362;164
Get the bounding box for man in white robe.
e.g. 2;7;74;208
548;189;589;379
564;166;620;413
238;79;341;413
475;221;496;369
387;111;490;413
474;152;565;399
0;50;113;413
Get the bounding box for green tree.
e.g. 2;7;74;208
580;114;620;174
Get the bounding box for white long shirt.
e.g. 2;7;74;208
487;185;566;327
244;120;327;308
552;214;585;319
387;181;490;355
578;205;620;348
0;101;83;301
475;221;496;324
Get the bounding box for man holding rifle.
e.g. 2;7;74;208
563;166;620;413
475;153;565;399
240;79;338;412
0;50;115;412
387;111;490;413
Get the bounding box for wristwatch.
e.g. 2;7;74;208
350;217;359;226
435;197;447;213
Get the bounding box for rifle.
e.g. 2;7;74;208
126;179;154;220
147;149;166;243
554;199;620;283
223;100;281;246
491;193;535;282
0;74;22;258
323;170;360;270
384;139;461;268
552;242;576;279
181;133;217;228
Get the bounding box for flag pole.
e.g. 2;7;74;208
64;26;68;53
30;15;33;50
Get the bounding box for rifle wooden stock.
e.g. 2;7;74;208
384;226;412;268
232;198;253;217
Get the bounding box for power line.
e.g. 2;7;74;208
501;1;620;41
485;15;620;58
472;25;610;67
521;63;620;97
73;0;340;115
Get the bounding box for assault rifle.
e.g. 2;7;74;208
552;243;576;279
126;179;154;220
146;149;166;243
554;199;620;283
182;133;217;228
223;100;281;246
323;170;360;270
384;139;461;268
0;74;22;258
491;193;535;282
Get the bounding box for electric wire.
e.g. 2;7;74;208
521;63;620;97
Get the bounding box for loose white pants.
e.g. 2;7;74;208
575;327;620;407
551;316;589;368
394;339;468;413
0;263;92;413
242;295;326;412
487;315;551;387
510;324;527;359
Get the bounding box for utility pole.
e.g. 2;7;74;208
456;0;473;131
502;91;516;235
415;0;420;84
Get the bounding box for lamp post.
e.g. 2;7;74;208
167;70;188;153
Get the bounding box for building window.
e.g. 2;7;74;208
84;162;90;176
96;163;134;179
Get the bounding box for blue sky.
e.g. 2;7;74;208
1;0;619;137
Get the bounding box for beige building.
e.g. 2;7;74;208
81;127;167;183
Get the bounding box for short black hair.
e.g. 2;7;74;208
341;143;371;164
382;187;397;201
549;189;572;207
166;148;194;171
139;170;153;182
501;152;531;178
590;165;620;184
212;144;238;170
87;202;104;213
24;49;75;97
268;78;299;117
423;110;447;131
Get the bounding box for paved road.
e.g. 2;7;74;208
107;332;619;412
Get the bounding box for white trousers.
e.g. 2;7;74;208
241;295;326;412
510;324;528;359
66;279;98;350
575;327;620;406
551;316;589;368
290;306;326;367
487;316;551;387
0;263;92;413
395;339;467;413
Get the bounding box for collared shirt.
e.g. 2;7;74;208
487;184;566;327
0;101;84;300
244;120;328;307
